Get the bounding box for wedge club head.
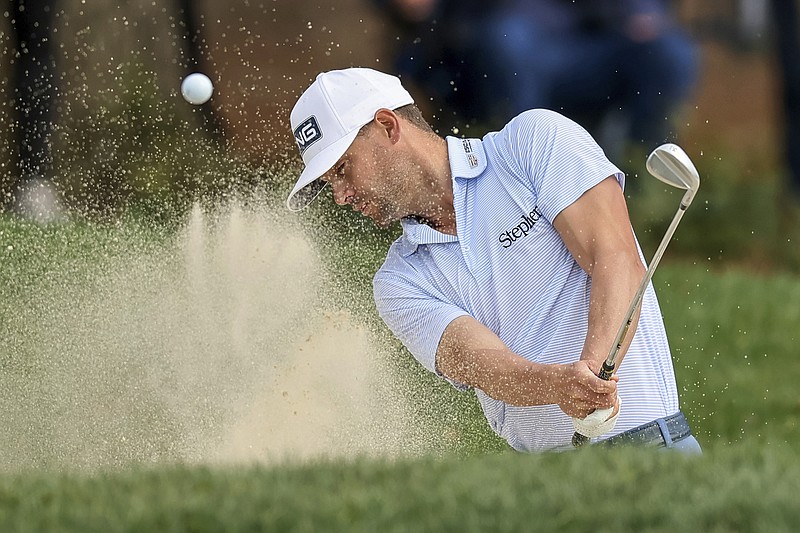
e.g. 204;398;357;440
646;143;701;208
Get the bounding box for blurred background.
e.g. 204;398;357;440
0;0;798;262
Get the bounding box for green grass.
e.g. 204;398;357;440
1;444;799;532
659;265;800;447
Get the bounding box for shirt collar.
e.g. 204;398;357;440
396;137;486;256
446;136;487;179
398;218;457;256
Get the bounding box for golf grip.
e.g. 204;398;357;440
570;361;615;447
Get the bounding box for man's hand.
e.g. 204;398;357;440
571;395;622;438
553;360;618;419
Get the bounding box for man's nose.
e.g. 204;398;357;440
331;184;349;206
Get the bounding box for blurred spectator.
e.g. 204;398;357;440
7;0;62;222
376;0;698;154
770;0;800;199
374;0;493;128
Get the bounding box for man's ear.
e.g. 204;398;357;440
374;108;401;143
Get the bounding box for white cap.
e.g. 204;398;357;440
286;68;414;211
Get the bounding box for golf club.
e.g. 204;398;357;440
572;143;701;447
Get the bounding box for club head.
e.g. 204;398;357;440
646;143;701;207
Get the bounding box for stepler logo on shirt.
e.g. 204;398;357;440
499;207;543;248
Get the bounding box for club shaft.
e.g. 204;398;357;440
605;203;687;369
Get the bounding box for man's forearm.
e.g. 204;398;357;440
438;337;560;407
580;254;645;370
437;315;618;417
465;351;561;407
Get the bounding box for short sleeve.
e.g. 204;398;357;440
373;263;470;390
500;109;625;223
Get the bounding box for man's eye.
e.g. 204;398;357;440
336;162;346;176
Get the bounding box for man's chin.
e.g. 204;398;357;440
369;216;392;228
359;205;392;227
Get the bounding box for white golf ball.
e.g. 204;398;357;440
181;72;214;105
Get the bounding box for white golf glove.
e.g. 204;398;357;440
571;396;622;439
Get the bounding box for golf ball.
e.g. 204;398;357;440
181;72;214;105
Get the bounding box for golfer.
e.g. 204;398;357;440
286;67;701;453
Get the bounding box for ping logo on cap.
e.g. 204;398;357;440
294;116;323;155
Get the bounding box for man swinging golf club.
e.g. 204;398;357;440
286;67;702;453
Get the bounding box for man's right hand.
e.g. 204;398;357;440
553;360;618;419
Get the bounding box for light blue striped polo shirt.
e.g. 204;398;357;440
373;109;680;452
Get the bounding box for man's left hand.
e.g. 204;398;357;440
571;395;622;438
